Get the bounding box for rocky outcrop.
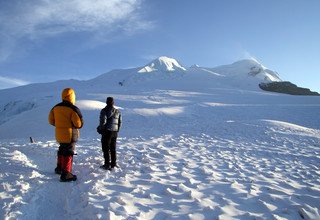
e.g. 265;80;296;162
259;81;320;96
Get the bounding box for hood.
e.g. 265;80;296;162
61;88;76;105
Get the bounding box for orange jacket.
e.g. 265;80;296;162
48;88;83;143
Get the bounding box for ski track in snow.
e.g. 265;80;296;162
1;121;319;220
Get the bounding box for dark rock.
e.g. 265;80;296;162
259;81;320;96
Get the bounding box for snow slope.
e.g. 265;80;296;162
0;57;319;219
211;58;281;82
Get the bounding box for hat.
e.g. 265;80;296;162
106;97;114;106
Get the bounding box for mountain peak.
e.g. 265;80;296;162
231;58;265;69
138;56;186;73
213;58;282;82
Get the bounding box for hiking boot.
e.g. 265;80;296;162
111;164;119;169
100;164;111;170
54;166;62;174
60;172;77;182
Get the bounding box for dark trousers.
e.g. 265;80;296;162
101;131;118;167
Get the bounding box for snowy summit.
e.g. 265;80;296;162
138;56;186;73
211;58;282;82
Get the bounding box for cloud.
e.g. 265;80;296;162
0;0;152;61
0;76;30;90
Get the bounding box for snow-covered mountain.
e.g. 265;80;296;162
0;56;309;140
1;56;320;219
211;58;281;82
138;56;186;73
88;56;281;89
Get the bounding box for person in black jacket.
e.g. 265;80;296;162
98;97;122;170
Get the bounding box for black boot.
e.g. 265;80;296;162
100;164;111;170
54;166;62;174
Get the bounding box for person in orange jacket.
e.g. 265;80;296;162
48;88;83;182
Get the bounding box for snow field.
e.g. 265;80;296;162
1;120;319;219
0;57;320;219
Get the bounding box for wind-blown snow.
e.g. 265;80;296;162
133;106;185;116
0;57;319;219
77;100;106;110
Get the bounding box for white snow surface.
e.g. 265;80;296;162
0;57;320;219
211;58;282;82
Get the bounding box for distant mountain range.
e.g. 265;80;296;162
0;56;319;139
90;56;280;88
90;56;318;95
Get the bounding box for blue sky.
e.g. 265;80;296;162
0;0;319;92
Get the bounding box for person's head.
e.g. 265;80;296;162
106;97;114;106
61;88;76;105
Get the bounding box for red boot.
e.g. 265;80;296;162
60;155;77;182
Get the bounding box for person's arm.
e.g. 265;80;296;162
99;109;107;127
118;112;122;132
71;106;83;129
48;108;55;126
